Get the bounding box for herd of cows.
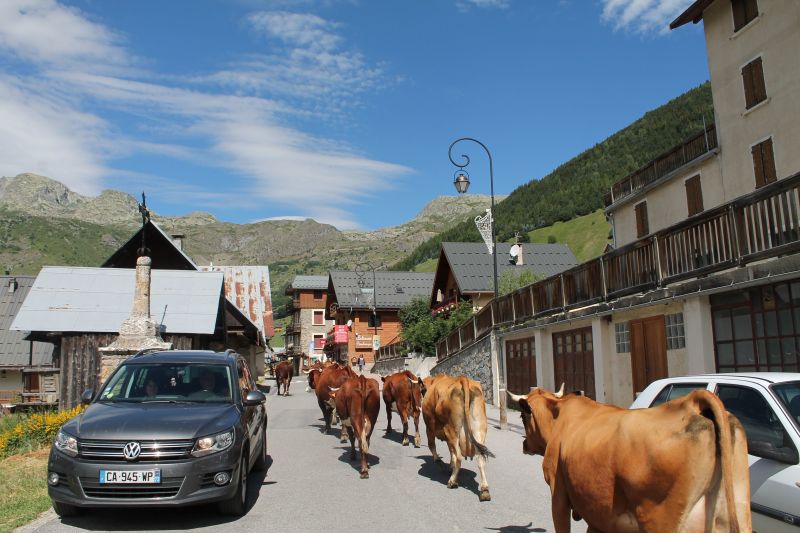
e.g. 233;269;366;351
271;360;753;532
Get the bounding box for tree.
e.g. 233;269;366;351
399;297;473;356
498;269;541;296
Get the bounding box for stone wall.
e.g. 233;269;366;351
430;335;494;404
370;357;406;376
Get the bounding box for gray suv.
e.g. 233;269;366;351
47;350;267;517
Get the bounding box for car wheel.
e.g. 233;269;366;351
253;424;268;471
52;500;81;518
219;453;247;516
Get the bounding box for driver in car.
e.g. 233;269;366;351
189;370;217;400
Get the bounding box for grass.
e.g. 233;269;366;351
0;448;50;533
528;209;611;263
413;258;438;272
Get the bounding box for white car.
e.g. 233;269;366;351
630;373;800;533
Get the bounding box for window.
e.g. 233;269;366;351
615;322;630;353
650;383;708;407
742;57;767;110
666;313;686;350
732;0;758;32
368;313;382;328
635;201;649;238
312;333;324;351
716;384;797;460
685;175;704;217
313;290;323;300
752;137;777;188
312;310;325;326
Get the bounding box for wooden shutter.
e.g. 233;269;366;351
732;0;758;31
685;175;704;216
635;202;649;238
753;138;776;188
742;57;766;109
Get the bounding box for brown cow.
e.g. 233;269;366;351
381;370;424;447
274;361;294;396
314;363;357;433
303;361;327;392
329;374;380;479
421;374;493;501
508;386;752;533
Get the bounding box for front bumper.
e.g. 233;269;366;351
47;446;242;508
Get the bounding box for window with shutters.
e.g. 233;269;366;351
742;57;767;110
635;201;649;238
752;138;777;189
368;313;381;328
732;0;759;32
685;175;704;217
313;310;325;326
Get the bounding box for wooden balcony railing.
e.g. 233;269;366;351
608;124;718;206
375;341;405;361
435;171;800;362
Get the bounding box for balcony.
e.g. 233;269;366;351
606;124;718;208
437;171;800;361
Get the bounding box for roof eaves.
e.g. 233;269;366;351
669;0;713;29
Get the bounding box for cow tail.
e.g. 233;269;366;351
404;371;420;413
360;376;371;450
700;391;740;533
459;376;494;460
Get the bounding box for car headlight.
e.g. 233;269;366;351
191;429;235;457
54;430;79;457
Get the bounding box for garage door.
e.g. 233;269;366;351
552;327;595;399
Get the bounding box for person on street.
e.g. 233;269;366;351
357;355;365;374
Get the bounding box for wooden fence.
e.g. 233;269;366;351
437;171;800;361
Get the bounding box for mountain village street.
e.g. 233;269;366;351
17;374;586;533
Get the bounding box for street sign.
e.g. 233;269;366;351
372;336;380;350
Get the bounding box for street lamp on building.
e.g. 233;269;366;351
448;137;507;429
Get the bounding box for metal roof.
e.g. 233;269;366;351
291;275;329;290
441;242;578;294
198;265;275;339
0;276;55;367
329;271;435;309
11;267;224;335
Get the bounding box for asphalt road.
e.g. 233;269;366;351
19;376;587;533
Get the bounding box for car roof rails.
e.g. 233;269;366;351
224;348;239;358
131;348;169;358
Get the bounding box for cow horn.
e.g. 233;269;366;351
507;391;527;403
554;383;565;398
408;378;419;384
302;369;310;374
328;386;340;392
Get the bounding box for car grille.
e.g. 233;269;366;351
79;439;195;462
79;476;184;499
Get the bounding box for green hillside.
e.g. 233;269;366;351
394;82;714;270
0;209;131;275
529;209;610;263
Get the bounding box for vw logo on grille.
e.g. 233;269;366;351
123;441;141;461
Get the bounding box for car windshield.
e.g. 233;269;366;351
773;381;800;429
98;363;234;403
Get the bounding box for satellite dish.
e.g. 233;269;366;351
346;319;353;328
509;244;521;259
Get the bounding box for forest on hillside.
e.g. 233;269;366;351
394;82;714;270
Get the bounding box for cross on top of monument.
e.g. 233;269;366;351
137;192;151;257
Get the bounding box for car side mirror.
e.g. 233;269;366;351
244;390;266;406
749;440;799;465
81;389;94;405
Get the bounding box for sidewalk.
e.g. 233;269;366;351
485;402;526;435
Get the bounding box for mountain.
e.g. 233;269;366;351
0;173;494;316
394;82;714;270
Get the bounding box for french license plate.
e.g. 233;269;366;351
99;469;161;484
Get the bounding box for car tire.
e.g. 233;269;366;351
219;453;248;516
52;500;81;518
252;424;268;471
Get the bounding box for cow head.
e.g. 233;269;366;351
507;383;564;456
406;372;425;412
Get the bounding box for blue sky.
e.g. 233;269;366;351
0;0;708;230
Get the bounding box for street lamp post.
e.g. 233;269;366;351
448;137;507;429
355;262;379;364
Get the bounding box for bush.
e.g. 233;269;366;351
0;405;85;458
547;235;557;244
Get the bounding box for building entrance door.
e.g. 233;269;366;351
505;337;536;395
552;327;595;399
630;315;668;394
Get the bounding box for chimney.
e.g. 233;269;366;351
171;233;185;251
8;278;17;293
516;243;524;266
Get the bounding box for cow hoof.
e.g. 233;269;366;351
402;438;409;446
479;490;491;502
360;471;369;479
447;480;458;489
414;436;421;447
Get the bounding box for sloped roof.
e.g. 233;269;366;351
0;276;55;367
291;275;329;290
199;266;275;339
102;220;198;270
439;242;578;294
11;267;224;335
670;0;714;29
329;271;435;310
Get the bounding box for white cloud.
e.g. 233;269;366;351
601;0;694;34
457;0;511;11
0;2;407;227
0;0;128;69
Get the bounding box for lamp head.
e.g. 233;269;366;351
453;171;470;194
